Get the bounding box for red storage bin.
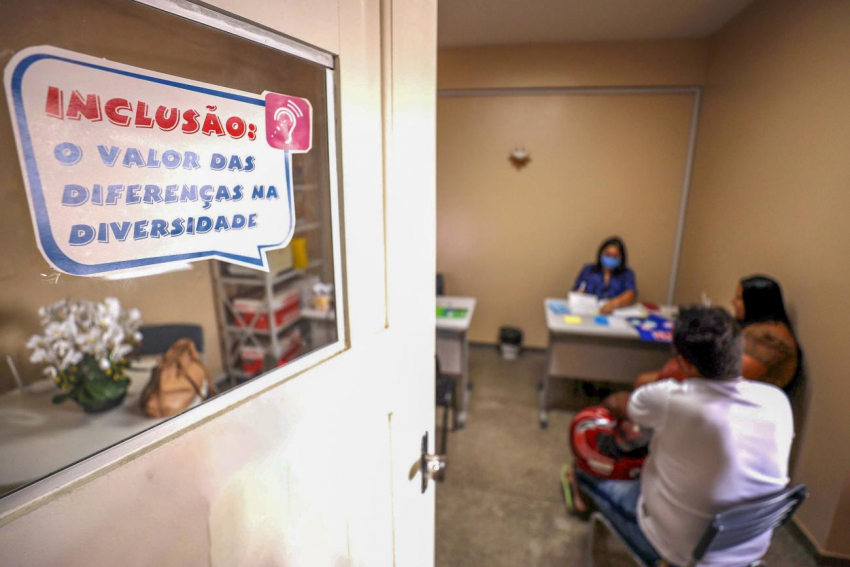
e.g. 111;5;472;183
240;329;303;377
233;288;300;330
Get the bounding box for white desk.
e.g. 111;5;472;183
0;359;184;494
539;298;673;428
436;296;476;429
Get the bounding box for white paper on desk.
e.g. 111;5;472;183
607;317;631;330
611;304;648;318
568;292;600;315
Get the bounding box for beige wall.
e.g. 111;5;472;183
674;0;850;556
437;41;707;347
438;40;708;90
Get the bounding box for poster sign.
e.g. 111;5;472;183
3;45;312;276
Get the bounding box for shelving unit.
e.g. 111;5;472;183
211;174;338;386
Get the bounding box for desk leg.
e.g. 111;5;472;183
455;330;471;429
539;332;553;429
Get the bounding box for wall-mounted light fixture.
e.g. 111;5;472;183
509;147;531;170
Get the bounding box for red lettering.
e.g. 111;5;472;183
135;101;154;128
104;98;132;127
201;112;225;137
181;109;200;134
66;90;102;122
155;106;180;131
45;86;64;119
225;116;246;139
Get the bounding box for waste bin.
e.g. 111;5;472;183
498;326;523;360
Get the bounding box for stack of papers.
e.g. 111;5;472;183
568;292;600;315
611;304;648;318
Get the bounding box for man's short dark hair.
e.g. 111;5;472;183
673;306;743;379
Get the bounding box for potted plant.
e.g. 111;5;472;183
27;298;142;413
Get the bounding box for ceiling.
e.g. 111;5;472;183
438;0;756;47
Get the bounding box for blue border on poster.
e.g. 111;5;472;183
8;51;294;276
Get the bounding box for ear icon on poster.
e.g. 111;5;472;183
272;101;303;144
264;92;312;152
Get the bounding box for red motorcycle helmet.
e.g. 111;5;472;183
570;406;648;480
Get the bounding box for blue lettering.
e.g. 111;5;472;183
97;145;121;167
180;184;198;202
210;153;226;170
143;184;163;204
200;185;214;210
92;184;103;205
183;151;200;170
150;219;168;238
69;224;94;246
126;184;141;205
215;185;231;201
106;185;124;205
162;149;181;169
54;142;82;166
214;216;230;231
97;223;109;243
196;216;212;234
146;149;161;168
227;155;244;171
266;185;279;199
122;147;146;168
248;213;258;228
61;184;88;206
164;184;179;203
231;214;246;229
232;185;244;201
244;156;255;172
170;218;185;237
110;221;131;241
133;220;149;240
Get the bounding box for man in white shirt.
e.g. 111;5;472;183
572;306;793;566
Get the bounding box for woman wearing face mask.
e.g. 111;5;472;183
572;236;637;315
637;274;800;392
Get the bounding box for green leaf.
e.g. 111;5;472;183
85;378;127;401
52;392;71;404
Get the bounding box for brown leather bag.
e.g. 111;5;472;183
141;338;215;418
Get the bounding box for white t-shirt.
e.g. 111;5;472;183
628;378;793;567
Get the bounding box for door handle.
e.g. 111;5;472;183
421;432;447;493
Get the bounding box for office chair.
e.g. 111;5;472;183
137;324;204;356
587;484;808;567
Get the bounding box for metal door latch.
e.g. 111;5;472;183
421;432;447;493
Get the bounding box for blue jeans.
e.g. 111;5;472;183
576;469;668;566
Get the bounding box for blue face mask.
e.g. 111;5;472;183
601;255;621;270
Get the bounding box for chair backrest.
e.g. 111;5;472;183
138;324;204;357
692;484;808;562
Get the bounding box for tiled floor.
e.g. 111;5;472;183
435;346;816;567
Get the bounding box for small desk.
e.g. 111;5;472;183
0;359;187;493
539;298;674;428
436;296;476;429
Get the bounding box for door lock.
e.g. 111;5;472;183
421;432;447;493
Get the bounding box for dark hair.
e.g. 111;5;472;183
740;275;791;329
673;306;743;379
593;236;628;275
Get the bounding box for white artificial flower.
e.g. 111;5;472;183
30;348;47;364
